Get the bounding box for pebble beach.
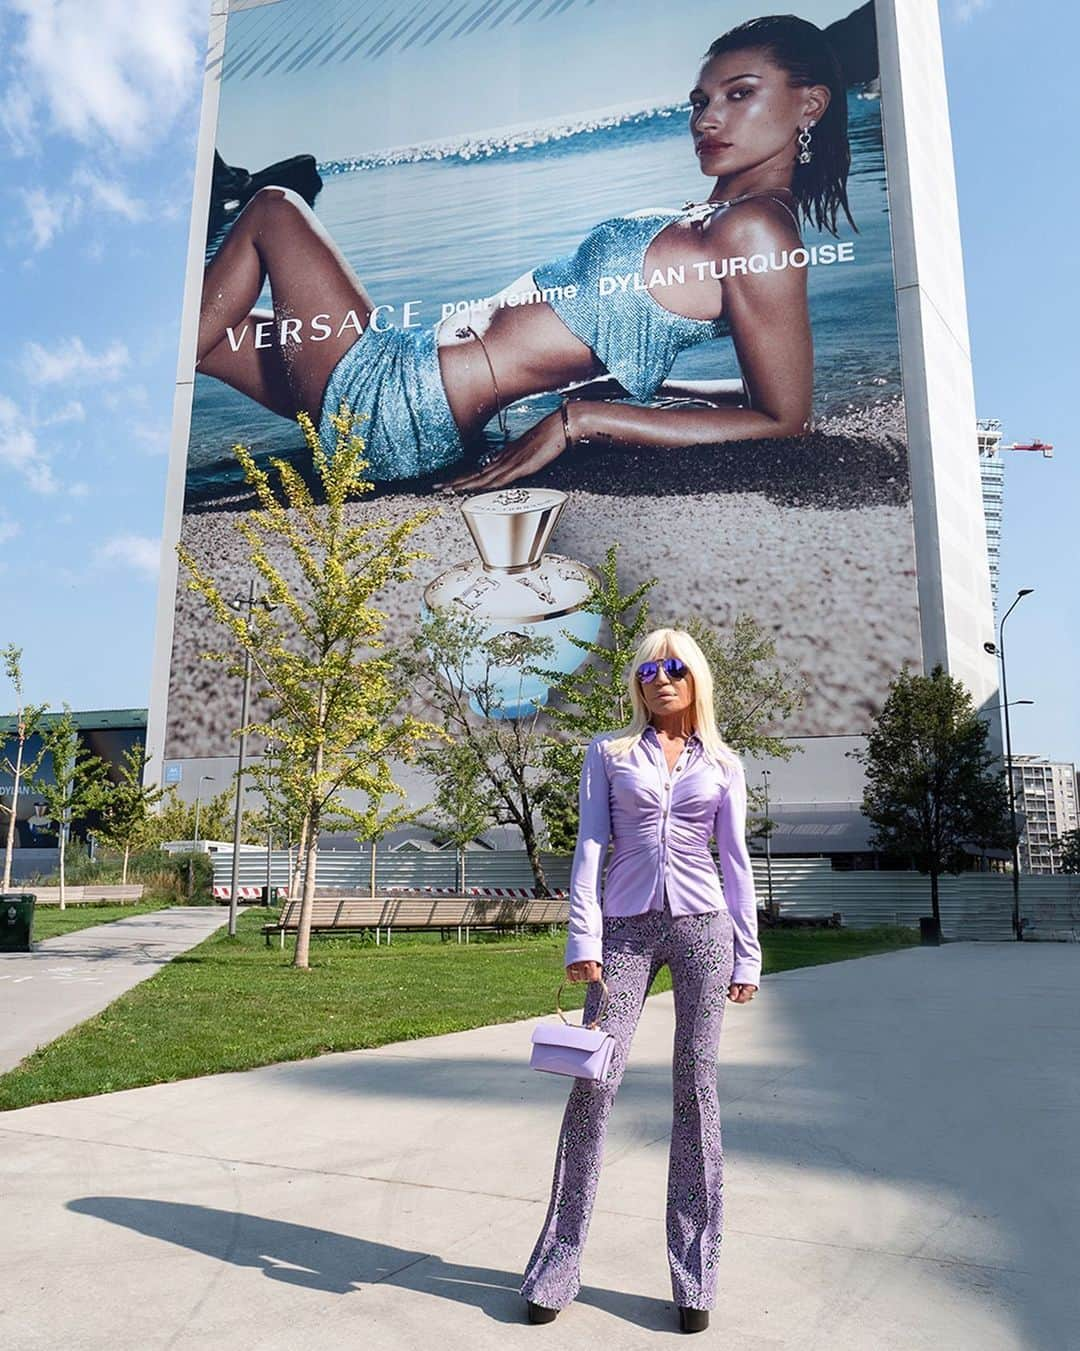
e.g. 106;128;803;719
165;399;922;757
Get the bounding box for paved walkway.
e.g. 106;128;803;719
1;941;1077;1350
0;907;229;1072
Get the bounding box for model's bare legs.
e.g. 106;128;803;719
197;187;376;422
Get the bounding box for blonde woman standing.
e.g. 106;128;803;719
520;628;761;1333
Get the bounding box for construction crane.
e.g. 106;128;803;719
1002;439;1054;458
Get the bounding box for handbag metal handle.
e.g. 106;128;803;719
555;975;610;1030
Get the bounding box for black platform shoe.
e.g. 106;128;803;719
527;1301;560;1324
678;1306;710;1333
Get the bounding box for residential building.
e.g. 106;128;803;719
1010;754;1079;874
977;417;1054;614
977;418;1005;611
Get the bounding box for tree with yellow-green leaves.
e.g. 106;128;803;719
35;706;110;910
93;741;169;885
2;644;48;892
177;410;449;968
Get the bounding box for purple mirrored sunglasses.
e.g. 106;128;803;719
635;657;689;684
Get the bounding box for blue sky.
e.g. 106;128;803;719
1;0;1077;768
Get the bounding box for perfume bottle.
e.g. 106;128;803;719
421;486;601;718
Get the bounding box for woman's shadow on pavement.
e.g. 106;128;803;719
66;1198;673;1329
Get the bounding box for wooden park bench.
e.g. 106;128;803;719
261;893;570;948
27;884;146;906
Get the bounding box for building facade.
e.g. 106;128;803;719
0;708;148;882
146;1;1001;874
1011;754;1079;874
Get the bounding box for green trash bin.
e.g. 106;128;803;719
0;893;36;952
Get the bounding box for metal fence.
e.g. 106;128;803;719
211;849;1080;941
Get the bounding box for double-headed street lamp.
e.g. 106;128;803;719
983;587;1034;940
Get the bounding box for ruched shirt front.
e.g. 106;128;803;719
565;726;761;987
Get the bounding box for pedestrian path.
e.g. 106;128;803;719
0;907;229;1073
0;939;1076;1349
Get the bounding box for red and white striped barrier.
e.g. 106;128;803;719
212;885;287;900
385;885;568;898
212;884;566;900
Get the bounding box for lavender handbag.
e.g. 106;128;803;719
529;977;614;1081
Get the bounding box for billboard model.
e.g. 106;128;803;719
158;0;925;798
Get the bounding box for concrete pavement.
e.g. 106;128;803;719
1;940;1077;1350
0;907;229;1072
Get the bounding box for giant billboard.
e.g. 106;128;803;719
160;0;923;779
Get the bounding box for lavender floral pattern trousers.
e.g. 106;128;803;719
520;898;735;1311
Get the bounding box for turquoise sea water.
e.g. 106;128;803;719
187;92;899;504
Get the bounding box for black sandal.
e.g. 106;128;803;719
527;1301;560;1324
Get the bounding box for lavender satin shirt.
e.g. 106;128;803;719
565;726;762;988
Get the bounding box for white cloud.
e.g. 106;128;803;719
39;400;86;426
21;186;68;250
19;168;148;252
1;0;208;157
104;385;148;411
98;533;160;577
954;0;990;20
0;84;35;156
71;167;147;223
0;393;59;494
21;336;130;387
68;482;90;498
0;516;21;546
133;420;172;457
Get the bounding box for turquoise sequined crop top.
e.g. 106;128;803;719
532;207;732;401
531;194;800;400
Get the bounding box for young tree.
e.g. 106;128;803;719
143;783;239;849
245;739;310;898
679;613;807;822
1;644;48;891
404;607;556;893
178;411;447;968
535;544;657;852
848;664;1013;935
35;707;109;909
415;739;500;892
94;741;168;884
1059;828;1080;875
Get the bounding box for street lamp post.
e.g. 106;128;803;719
189;773;214;899
992;589;1034;940
264;736;276;908
761;768;775;919
226;579;272;938
193;774;215;851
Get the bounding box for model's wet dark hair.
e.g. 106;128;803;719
705;15;855;236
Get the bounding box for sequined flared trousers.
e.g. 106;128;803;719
519;898;736;1311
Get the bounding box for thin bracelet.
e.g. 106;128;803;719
455;323;508;438
560;398;573;450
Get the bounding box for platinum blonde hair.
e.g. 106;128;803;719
605;628;742;771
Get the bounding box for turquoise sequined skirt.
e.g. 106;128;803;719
317;325;465;480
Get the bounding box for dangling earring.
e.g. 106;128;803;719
797;120;815;165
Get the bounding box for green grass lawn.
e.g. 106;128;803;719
0;910;920;1112
29;898;179;942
